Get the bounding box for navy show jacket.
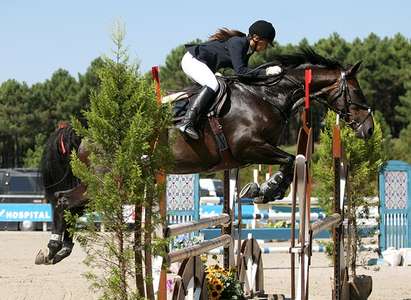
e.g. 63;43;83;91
186;36;265;76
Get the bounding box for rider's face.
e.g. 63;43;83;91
251;35;270;52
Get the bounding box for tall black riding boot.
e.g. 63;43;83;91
178;86;216;140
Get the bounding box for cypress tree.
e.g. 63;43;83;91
70;23;172;299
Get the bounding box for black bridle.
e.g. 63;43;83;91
239;68;372;130
311;71;373;130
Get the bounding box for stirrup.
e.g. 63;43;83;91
178;123;199;140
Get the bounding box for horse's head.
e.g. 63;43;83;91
317;61;374;139
273;48;374;139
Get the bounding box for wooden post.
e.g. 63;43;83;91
290;166;297;300
223;170;231;269
332;123;345;300
151;66;167;300
303;68;312;130
236;169;242;277
291;68;313;300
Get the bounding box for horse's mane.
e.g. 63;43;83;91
40;124;81;194
273;47;343;69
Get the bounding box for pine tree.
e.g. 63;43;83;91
392;123;411;163
313;111;385;276
396;79;411;127
23;133;46;167
70;22;172;299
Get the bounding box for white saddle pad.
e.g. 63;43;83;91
161;92;189;104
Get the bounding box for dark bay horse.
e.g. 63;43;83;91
36;48;374;264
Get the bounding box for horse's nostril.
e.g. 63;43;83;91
368;127;373;137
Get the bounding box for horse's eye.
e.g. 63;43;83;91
349;89;362;99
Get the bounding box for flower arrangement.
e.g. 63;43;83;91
205;264;244;300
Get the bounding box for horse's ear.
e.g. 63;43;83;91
347;61;362;76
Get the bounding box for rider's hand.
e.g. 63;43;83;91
266;66;282;76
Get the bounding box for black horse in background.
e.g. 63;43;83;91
36;48;374;264
36;122;85;264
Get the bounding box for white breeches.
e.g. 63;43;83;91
181;52;219;92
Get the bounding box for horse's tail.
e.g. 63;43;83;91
40;122;82;198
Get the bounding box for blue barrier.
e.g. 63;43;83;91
200;204;325;216
0;204;52;222
200;204;255;220
379;160;411;251
201;226;376;241
201;228;331;240
200;204;325;222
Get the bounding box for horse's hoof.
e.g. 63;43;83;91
240;182;260;198
35;248;52;265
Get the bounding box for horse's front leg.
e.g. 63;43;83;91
238;142;295;203
51;228;74;264
35;186;87;265
47;208;65;262
255;154;295;203
35;196;66;265
51;206;85;264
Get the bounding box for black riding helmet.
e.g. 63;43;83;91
249;20;276;45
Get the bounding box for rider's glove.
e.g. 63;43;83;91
266;66;282;76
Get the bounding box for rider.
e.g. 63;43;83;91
178;20;282;140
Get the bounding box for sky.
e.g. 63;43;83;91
0;0;410;85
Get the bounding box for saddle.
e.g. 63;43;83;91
163;66;283;124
